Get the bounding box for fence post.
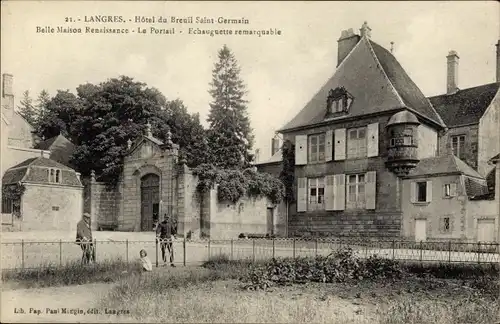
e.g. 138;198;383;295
419;240;423;262
293;238;296;259
392;239;395;260
314;239;318;257
126;239;129;264
59;239;62;266
477;241;481;264
208;239;211;260
448;241;451;263
155;238;158;268
94;239;97;264
272;238;275;259
252;239;256;263
183;238;186;266
21;239;25;269
230;239;234;261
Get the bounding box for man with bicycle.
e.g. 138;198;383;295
156;213;177;267
76;213;94;264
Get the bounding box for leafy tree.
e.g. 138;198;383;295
150;99;209;167
36;90;51;111
35;90;82;140
206;44;254;169
17;90;38;126
70;76;162;183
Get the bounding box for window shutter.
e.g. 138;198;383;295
325;130;333;162
450;183;457;197
367;123;379;157
295;135;308;165
334;128;346;160
365;171;376;210
333;174;345;210
325;175;335;210
410;182;416;203
297;177;307;212
426;180;432;202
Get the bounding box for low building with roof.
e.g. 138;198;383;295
1;73;84;231
2;157;83;231
401;154;497;242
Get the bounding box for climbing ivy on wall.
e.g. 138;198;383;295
193;164;285;204
2;183;26;208
279;139;295;203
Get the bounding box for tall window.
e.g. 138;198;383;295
416;182;427;202
308;178;325;211
451;135;466;160
48;168;61;183
347;127;367;159
347;174;365;209
1;196;13;214
308;133;326;163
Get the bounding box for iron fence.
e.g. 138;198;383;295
1;237;499;270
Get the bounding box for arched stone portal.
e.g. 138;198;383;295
140;173;160;231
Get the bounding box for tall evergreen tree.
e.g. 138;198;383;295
206;44;254;169
17;90;38;126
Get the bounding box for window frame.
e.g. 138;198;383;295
347;126;367;159
308;133;326;163
308;177;325;211
416;181;427;202
47;168;62;184
346;173;366;209
451;135;466;160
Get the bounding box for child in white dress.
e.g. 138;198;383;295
139;249;153;272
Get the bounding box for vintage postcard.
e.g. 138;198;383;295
1;1;499;323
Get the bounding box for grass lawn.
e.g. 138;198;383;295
2;254;499;324
98;260;499;324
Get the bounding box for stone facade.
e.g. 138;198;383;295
84;131;284;239
20;183;83;231
283;113;414;238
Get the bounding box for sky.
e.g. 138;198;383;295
1;1;499;162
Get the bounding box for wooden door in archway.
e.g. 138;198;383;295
141;174;160;231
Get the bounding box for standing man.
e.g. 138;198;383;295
156;213;177;267
76;213;94;264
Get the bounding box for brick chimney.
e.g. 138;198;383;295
496;40;500;82
1;74;14;122
337;28;360;67
446;50;459;95
271;138;280;156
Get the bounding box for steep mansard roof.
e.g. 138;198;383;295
279;37;445;132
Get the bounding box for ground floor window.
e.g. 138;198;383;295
308;178;325;211
347;174;365;209
1;196;12;214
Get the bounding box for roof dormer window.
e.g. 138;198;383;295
326;86;353;118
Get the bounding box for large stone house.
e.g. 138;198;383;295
1;73;84;231
256;22;499;242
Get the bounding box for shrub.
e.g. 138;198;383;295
240;248;403;290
